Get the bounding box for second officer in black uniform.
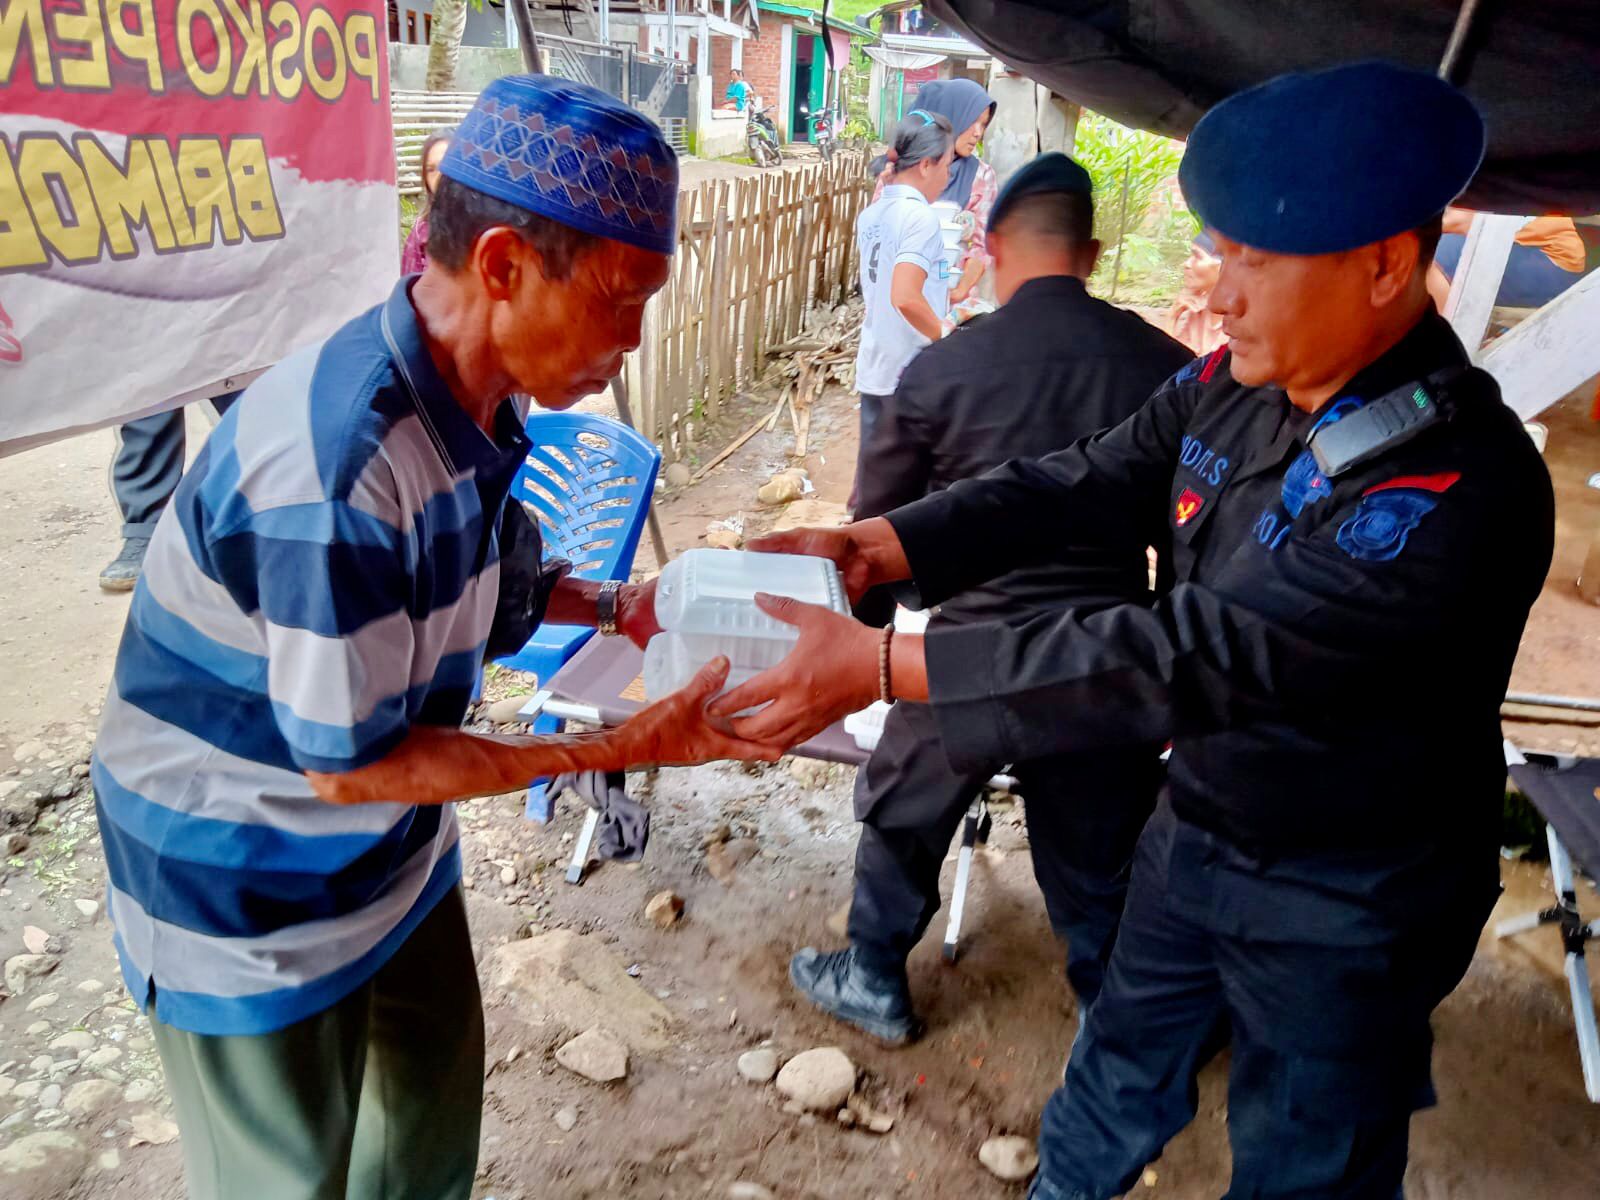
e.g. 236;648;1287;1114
713;61;1555;1197
790;154;1191;1043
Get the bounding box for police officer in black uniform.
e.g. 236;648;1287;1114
790;155;1191;1043
712;62;1554;1197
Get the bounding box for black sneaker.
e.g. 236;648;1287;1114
98;536;150;593
789;946;920;1045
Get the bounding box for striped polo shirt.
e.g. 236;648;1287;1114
92;279;530;1036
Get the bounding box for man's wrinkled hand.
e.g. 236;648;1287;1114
617;657;782;767
706;594;880;749
617;578;660;650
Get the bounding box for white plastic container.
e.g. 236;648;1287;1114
642;549;849;699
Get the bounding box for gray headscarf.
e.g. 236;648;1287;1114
912;78;996;208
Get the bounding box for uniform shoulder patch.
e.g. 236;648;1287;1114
1335;491;1441;562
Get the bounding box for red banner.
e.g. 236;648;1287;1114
0;0;399;455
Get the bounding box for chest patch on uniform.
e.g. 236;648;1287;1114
1280;451;1333;518
1335;491;1440;562
1175;488;1206;527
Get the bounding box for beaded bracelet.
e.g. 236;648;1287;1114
879;626;895;705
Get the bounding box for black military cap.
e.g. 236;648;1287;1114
987;152;1094;234
1178;61;1486;255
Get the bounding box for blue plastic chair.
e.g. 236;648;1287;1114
496;412;661;819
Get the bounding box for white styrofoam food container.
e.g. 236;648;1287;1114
643;549;850;699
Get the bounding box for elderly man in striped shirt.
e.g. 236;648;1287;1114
90;77;767;1200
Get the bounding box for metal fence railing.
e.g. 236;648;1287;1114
392;90;478;197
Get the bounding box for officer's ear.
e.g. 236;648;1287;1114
1368;230;1425;309
1078;237;1102;281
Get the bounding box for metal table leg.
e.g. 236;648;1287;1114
943;794;989;963
566;807;601;886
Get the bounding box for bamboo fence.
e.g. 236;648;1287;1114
625;152;873;463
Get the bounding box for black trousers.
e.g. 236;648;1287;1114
111;393;239;538
849;391;891;515
847;699;1164;1006
1030;797;1499;1200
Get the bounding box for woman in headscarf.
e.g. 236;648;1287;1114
873;78;997;304
400;127;455;275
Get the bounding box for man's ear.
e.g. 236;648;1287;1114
472;226;534;301
1370;231;1423;307
1080;237;1102;280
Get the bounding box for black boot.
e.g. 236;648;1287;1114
789;946;920;1045
98;536;151;593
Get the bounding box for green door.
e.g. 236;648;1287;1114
807;35;826;129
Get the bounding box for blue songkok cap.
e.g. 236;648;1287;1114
1179;61;1485;256
440;74;679;256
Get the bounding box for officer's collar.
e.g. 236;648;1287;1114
1317;310;1469;418
1008;275;1089;304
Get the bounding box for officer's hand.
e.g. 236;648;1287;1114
706;595;880;748
746;518;910;604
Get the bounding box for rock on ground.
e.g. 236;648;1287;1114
727;1184;776;1200
4;953;58;996
705;838;759;884
554;1105;579;1132
0;1131;86;1195
63;1079;121;1118
645;890;685;929
49;1031;95;1055
555;1029;628;1083
786;757;832;789
979;1135;1039;1182
736;1048;779;1084
774;1047;855;1112
488;930;674;1052
664;461;693;488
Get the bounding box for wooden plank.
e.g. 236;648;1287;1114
1443;213;1520;354
707;190;731;417
1480;267;1600;420
690;397;783;484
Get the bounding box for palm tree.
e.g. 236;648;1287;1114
426;0;470;91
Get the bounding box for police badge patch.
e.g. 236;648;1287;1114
1335;491;1439;561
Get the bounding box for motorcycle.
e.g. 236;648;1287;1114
746;104;782;168
810;107;837;163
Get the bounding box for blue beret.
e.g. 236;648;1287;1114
1179;61;1484;256
988;152;1094;234
441;74;679;257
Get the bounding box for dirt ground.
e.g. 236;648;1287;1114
1;339;1598;1198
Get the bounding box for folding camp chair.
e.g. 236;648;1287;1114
516;635;1013;963
496;412;661;820
1496;740;1600;1102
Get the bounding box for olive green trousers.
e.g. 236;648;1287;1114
148;888;484;1200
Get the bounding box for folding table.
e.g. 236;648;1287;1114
515;633;1014;961
1496;740;1600;1102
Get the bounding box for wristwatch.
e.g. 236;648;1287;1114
596;580;623;637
